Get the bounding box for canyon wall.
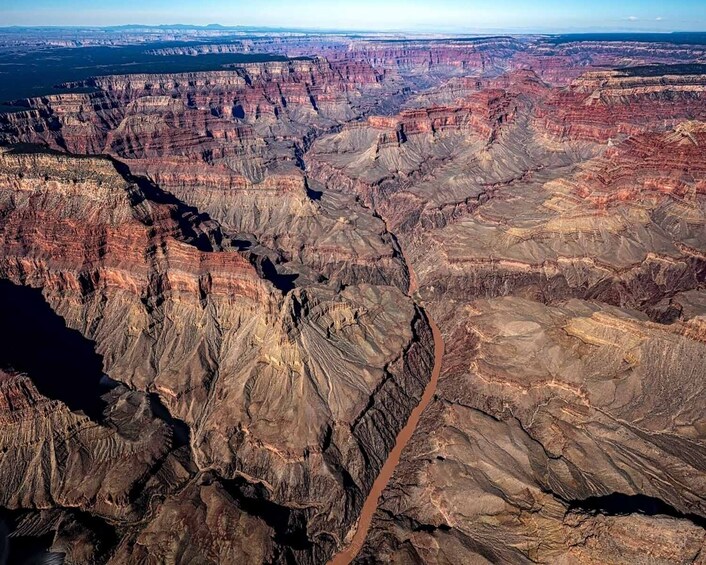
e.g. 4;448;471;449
0;35;705;563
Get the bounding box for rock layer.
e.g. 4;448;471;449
0;34;705;564
357;296;706;564
0;147;434;563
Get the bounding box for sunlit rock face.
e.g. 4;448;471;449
0;34;705;564
0;146;434;563
358;296;706;565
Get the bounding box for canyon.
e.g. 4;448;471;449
0;31;705;564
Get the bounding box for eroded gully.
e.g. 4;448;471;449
328;248;444;564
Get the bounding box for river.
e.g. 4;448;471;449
328;303;444;564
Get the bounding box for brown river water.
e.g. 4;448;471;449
328;308;444;564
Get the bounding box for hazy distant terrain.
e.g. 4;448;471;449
0;41;292;108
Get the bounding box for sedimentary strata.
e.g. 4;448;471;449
0;35;704;564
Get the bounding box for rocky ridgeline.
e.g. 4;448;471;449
0;37;705;563
538;70;706;140
0;147;434;563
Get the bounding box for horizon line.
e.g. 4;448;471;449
1;24;705;34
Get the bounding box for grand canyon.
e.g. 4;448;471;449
0;21;705;565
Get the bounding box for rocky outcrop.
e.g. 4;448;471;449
0;366;187;522
108;474;279;563
0;147;435;562
357;296;706;564
1;59;386;159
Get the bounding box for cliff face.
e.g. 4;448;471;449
1;36;706;564
0;59;411;292
0;367;178;520
538;70;706;140
357;296;706;564
0;147;434;563
1;59;387;160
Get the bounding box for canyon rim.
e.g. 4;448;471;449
0;4;705;564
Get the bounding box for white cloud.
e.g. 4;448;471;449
655;16;663;21
626;15;639;21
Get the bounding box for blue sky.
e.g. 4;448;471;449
1;0;705;32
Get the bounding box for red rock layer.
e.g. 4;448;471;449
366;88;516;144
0;59;412;291
565;122;706;206
538;70;706;141
0;150;269;307
0;59;385;163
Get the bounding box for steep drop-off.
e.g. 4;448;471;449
0;35;705;564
